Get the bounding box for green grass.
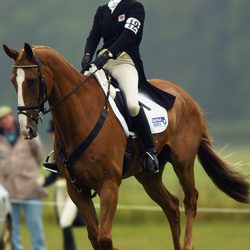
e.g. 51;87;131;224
20;218;250;249
19;145;250;249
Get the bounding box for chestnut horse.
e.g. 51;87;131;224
3;43;249;250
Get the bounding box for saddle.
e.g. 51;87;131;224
96;69;169;138
94;69;172;174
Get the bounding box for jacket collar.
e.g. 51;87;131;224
111;0;135;16
108;0;122;13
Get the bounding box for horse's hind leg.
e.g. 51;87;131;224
66;181;100;249
136;171;182;250
172;159;198;250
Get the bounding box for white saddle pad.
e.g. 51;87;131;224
87;68;168;137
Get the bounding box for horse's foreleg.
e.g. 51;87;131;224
98;181;119;250
173;160;198;250
135;171;182;250
66;181;100;250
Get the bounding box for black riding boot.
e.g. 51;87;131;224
63;227;76;250
131;107;159;173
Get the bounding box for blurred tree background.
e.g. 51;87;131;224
0;0;249;145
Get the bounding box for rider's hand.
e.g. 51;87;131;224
93;50;113;70
81;54;91;73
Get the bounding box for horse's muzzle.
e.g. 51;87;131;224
27;126;38;140
19;122;38;140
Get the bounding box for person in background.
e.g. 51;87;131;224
0;105;46;250
42;120;84;250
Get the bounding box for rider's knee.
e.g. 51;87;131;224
128;103;140;117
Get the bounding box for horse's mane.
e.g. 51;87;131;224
31;45;79;72
33;45;50;49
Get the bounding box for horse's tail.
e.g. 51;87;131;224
197;124;250;204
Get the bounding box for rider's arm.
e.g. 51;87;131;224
108;2;145;58
84;7;102;59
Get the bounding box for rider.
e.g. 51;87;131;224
81;0;159;173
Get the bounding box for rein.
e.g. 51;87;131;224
43;68;99;115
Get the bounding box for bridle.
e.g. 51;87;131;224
13;52;110;197
13;54;47;123
13;53;98;124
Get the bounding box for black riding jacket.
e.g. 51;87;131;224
84;0;176;109
84;0;146;83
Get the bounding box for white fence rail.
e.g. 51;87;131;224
10;200;250;214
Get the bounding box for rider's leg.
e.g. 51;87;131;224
104;55;159;173
130;106;159;173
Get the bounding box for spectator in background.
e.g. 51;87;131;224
43;120;84;250
0;105;46;250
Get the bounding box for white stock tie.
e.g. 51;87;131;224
108;0;122;13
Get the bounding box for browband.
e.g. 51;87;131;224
12;65;38;68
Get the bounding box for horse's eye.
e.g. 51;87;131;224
27;78;37;85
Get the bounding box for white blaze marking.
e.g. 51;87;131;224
16;68;29;137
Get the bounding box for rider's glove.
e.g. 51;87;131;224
81;54;91;73
93;50;113;70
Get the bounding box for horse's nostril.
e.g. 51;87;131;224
28;127;37;139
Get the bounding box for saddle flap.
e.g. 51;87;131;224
93;69;168;137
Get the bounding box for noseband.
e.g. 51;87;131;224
13;54;47;123
12;53;98;124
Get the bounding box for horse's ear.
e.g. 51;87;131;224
24;42;34;58
3;44;18;60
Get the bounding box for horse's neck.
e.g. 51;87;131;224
45;54;104;151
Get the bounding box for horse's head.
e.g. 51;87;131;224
3;43;52;139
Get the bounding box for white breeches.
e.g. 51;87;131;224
103;54;140;117
55;179;78;228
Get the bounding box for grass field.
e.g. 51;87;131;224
20;218;250;250
19;145;250;249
